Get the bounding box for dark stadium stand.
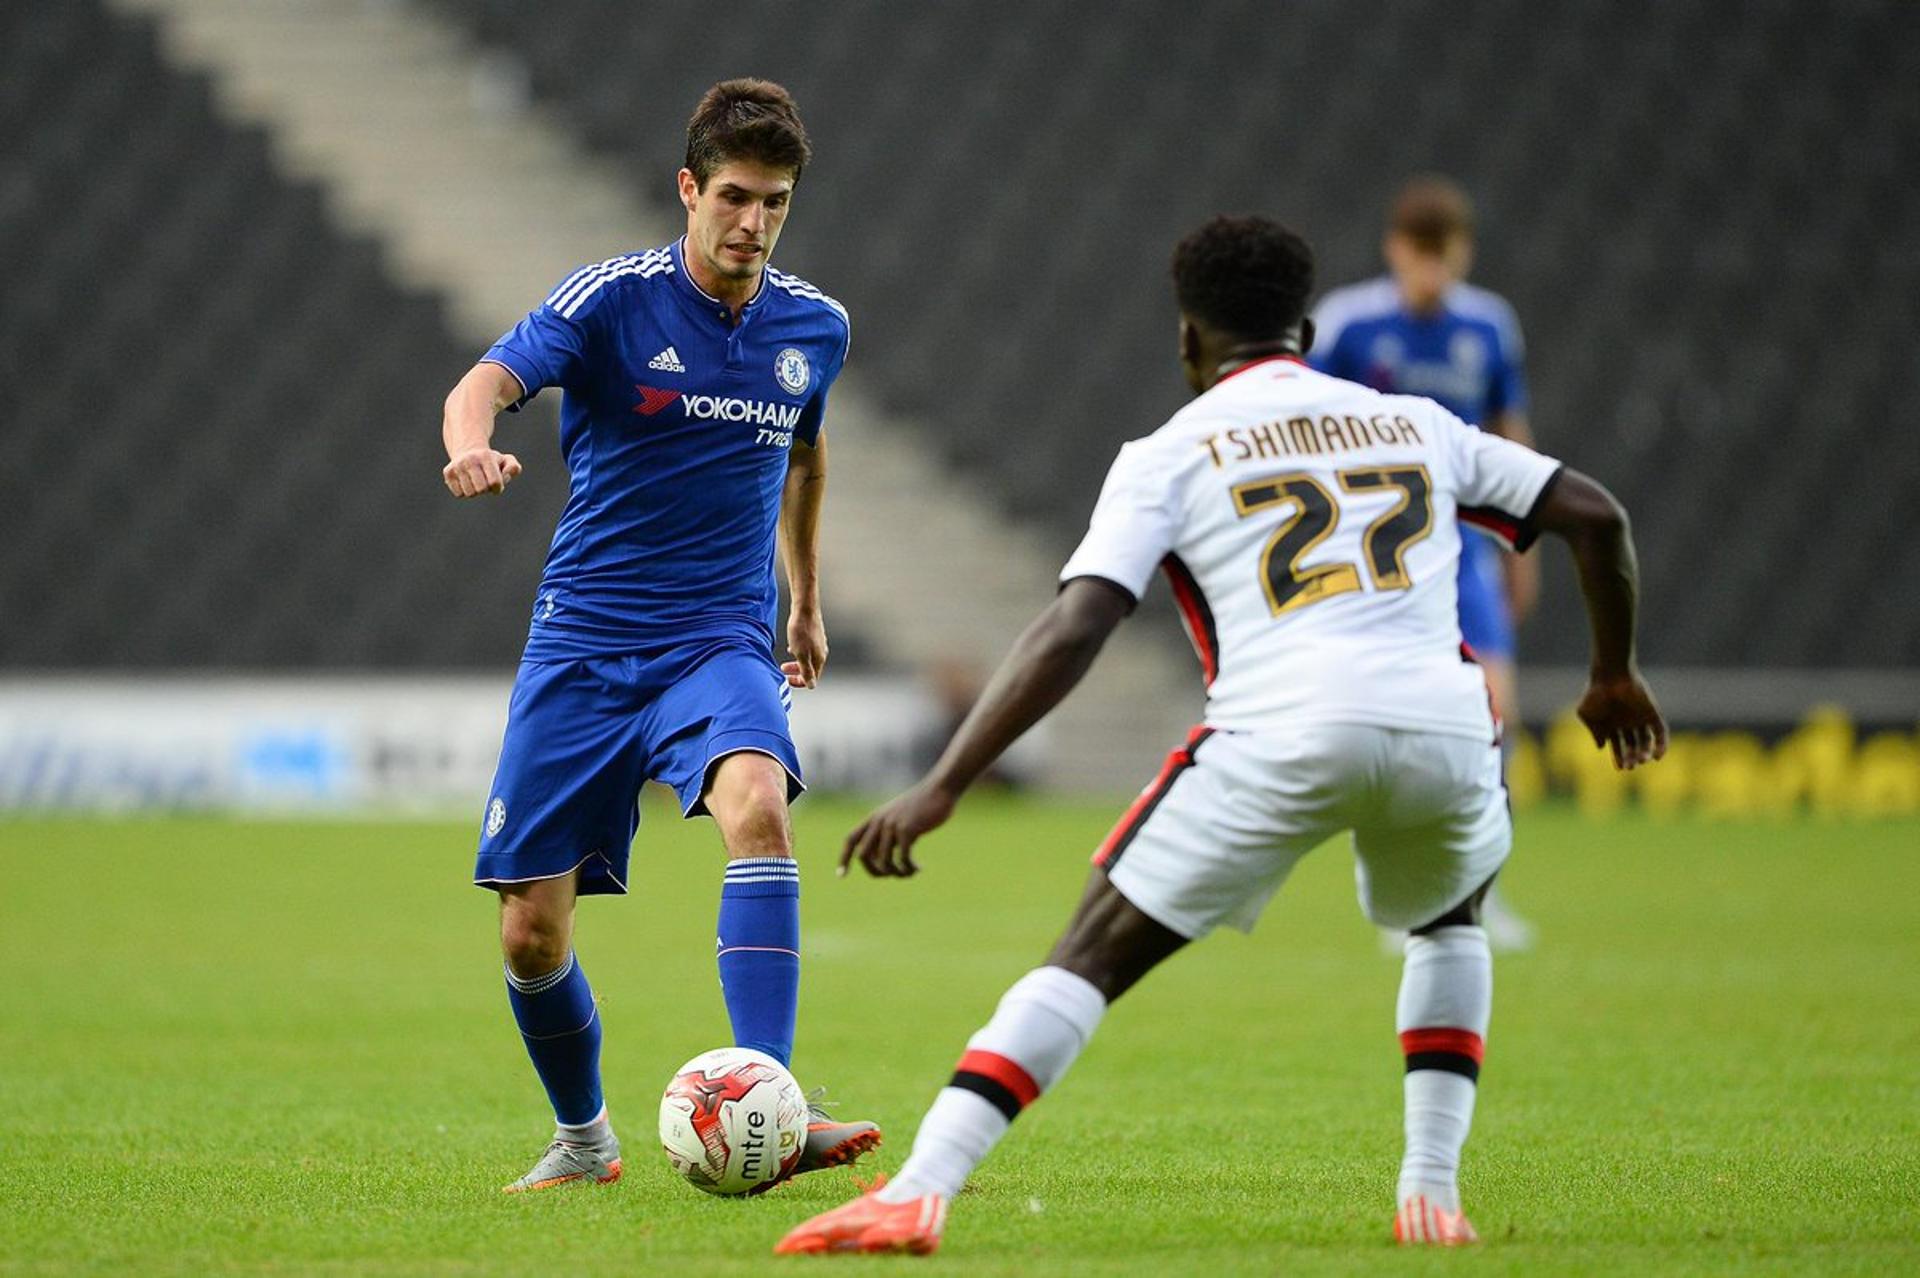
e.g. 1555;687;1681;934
432;0;1920;667
8;1;1915;670
0;1;570;668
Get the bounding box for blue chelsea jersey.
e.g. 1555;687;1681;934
482;237;850;659
1307;277;1526;428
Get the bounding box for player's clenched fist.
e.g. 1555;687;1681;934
444;447;523;498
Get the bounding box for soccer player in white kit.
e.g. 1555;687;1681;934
775;216;1666;1256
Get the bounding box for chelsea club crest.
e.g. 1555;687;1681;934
774;347;810;396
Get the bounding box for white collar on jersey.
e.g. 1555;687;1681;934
671;236;768;314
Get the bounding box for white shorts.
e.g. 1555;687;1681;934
1095;723;1511;937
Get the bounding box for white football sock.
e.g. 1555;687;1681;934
1395;925;1491;1213
1400;1071;1477;1211
878;966;1106;1203
555;1104;613;1147
875;1087;1005;1204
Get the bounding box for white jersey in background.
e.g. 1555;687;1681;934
1061;355;1562;741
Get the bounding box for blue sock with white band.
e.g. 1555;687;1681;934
504;951;604;1127
717;857;802;1067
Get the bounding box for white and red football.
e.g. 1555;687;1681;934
657;1047;807;1195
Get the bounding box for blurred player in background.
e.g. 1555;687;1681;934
1311;175;1539;951
440;78;877;1193
776;216;1664;1255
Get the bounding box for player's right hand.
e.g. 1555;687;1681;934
443;447;523;498
840;781;957;879
1576;671;1669;771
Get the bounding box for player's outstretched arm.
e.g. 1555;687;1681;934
780;433;827;688
841;577;1134;878
1532;468;1668;770
441;362;525;498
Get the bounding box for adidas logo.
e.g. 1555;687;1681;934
647;346;686;373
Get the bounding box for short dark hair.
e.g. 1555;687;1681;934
1389;175;1474;251
1171;215;1315;341
684;78;812;188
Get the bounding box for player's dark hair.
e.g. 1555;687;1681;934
1389;175;1474;252
1171;215;1315;342
685;78;812;188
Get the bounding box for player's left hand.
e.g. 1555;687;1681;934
840;782;957;878
1577;670;1669;771
785;610;827;688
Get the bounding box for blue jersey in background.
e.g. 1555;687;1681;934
484;237;850;661
1308;277;1526;428
1309;277;1528;659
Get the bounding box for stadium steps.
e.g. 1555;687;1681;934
111;0;1199;790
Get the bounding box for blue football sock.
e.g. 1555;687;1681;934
505;951;604;1127
717;857;801;1067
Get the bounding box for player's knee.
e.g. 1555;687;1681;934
721;796;792;859
715;781;792;858
705;754;793;858
499;906;571;977
1045;876;1187;1003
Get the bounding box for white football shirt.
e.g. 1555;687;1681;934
1060;356;1562;739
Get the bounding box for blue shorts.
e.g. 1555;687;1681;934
472;638;802;896
1456;529;1515;660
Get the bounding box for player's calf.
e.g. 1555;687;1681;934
1395;923;1491;1222
708;753;805;1066
773;965;1105;1254
873;965;1107;1208
501;949;606;1138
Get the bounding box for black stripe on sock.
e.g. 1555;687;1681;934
1405;1052;1481;1082
948;1070;1024;1122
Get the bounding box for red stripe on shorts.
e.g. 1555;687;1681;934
1093;725;1212;867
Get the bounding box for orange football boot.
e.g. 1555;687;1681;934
1393;1193;1480;1246
773;1175;947;1256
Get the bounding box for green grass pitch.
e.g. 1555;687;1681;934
2;798;1916;1275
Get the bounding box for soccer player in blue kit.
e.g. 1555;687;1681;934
439;78;879;1193
1311;176;1539;950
